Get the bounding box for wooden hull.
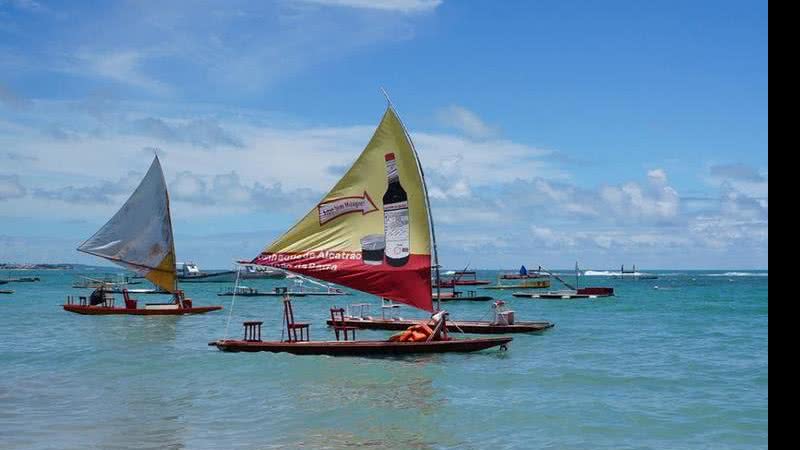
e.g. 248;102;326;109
512;292;612;299
483;280;551;290
211;337;513;355
326;318;553;334
435;280;491;288
435;295;493;302
63;304;222;315
218;292;308;297
217;291;347;297
178;271;237;283
4;277;40;282
513;287;614;299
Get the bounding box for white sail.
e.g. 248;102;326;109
78;156;177;293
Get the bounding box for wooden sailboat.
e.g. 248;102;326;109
211;103;512;354
62;157;222;315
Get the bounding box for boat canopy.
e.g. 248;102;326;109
252;107;434;312
77;157;177;293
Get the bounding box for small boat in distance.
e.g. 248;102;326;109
433;268;491;288
237;263;286;280
500;265;550;280
433;288;493;302
484;266;551;290
72;275;141;289
63;156;222;316
2;276;40;283
613;265;658;280
513;263;614;299
0;289;13;294
176;262;237;283
211;103;512;355
218;286;307;297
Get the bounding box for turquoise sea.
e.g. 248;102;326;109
0;269;767;449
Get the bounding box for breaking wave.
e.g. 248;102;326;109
706;272;768;277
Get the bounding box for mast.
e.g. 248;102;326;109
540;264;576;291
383;88;442;311
157;155;179;296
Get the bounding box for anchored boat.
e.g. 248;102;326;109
433;288;493;302
513;262;614;299
218;286;308;297
211;102;512;355
176;262;237;283
62;156;222;316
327;300;553;334
433;268;491;288
484;266;551;290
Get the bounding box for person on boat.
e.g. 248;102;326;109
88;286;107;306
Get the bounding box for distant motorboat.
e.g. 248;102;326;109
612;265;659;280
236;264;286;280
2;276;40;283
217;285;348;297
177;262;237;283
72;275;141;289
516;263;614;299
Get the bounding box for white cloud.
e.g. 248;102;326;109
706;163;768;199
129;117;243;149
415;132;557;194
710;163;766;183
0;101;768;268
2;2;438;97
436;105;494;139
0;174;26;200
297;0;442;13
170;170;319;214
600;169;680;222
1;0;46;13
75;50;170;95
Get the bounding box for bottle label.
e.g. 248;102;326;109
384;201;409;259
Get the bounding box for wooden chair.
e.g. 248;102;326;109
243;321;263;342
329;307;357;341
283;297;310;342
122;289;138;309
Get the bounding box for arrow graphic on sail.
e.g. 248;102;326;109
318;191;379;225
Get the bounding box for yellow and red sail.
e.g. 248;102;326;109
253;107;434;312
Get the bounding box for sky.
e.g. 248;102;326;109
0;0;768;270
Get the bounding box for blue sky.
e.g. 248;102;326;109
0;0;768;269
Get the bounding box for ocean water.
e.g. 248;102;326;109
0;269;768;449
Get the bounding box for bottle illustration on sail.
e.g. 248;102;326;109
252;107;433;311
382;152;410;267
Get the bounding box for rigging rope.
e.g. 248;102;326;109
223;265;243;341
